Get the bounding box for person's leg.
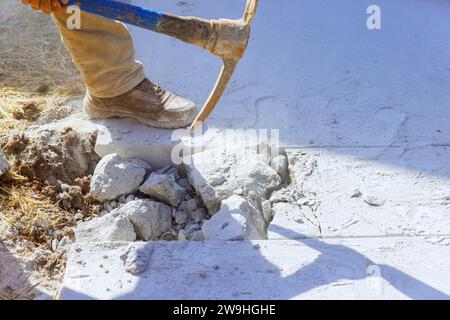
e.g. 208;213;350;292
52;0;145;98
51;2;197;128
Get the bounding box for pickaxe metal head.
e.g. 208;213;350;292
189;0;259;131
65;0;260;131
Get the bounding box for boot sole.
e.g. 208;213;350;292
84;103;195;129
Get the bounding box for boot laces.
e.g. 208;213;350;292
137;79;168;100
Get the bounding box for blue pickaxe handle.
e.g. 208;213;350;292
66;0;165;31
65;0;215;52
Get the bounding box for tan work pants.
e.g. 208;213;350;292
52;0;145;98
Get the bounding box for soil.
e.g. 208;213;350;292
1;127;100;187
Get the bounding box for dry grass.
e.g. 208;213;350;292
0;1;83;299
0;0;80;241
0;180;75;244
0;0;83;136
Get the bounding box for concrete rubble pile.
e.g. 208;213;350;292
75;140;291;244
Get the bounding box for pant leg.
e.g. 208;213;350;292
52;0;145;98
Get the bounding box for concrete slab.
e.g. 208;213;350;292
268;203;321;240
130;0;450;149
284;148;450;238
59;237;450;300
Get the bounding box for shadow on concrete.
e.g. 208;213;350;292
61;226;449;300
0;241;45;300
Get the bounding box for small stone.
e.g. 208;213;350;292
110;200;118;209
178;229;187;240
160;231;173;240
185;198;200;213
36;83;49;93
174;210;189;225
291;189;303;201
190;208;207;223
202;195;267;240
59;192;72;210
51;239;58;251
270;155;289;182
121;243;153;274
351;189;362;198
118;195;126;203
75;214;136;242
296;198;310;206
190;230;205;241
99;210;109;217
363;196;385;207
125;194;135;203
139;173;185;207
75;212;84;221
104;202;113;212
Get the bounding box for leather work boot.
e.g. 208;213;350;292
84;78;197;129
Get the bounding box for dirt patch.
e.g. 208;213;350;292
1;127;100;187
0;126;102;299
11;101;41;121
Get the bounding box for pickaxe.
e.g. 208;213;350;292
64;0;259;131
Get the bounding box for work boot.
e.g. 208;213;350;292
83;78;197;129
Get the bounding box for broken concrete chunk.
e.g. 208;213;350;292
0;149;10;176
75;214;136;242
191;208;207;223
174;210;189;225
120;199;172;241
90;153;147;202
3;126;99;186
202;195;267;240
261;200;274;223
190;230;205;241
120;243;153;274
184;146;282;214
127;158;153;173
185;198;201;213
270;155;289;182
139;173;185;207
202;210;247;241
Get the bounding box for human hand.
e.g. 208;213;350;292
21;0;69;14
